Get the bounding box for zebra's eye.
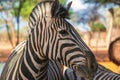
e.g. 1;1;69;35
59;30;69;36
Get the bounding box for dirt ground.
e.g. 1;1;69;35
0;41;119;74
0;42;12;62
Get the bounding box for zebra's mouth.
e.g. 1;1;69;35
75;64;94;80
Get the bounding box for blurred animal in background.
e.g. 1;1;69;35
108;37;120;73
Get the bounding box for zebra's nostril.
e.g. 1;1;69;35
81;77;85;80
91;64;94;69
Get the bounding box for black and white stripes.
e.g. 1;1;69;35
1;0;97;80
63;64;120;80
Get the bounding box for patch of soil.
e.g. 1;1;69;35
0;42;12;62
0;49;12;62
93;50;109;62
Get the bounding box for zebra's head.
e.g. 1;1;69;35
50;0;98;79
47;17;97;80
29;0;98;79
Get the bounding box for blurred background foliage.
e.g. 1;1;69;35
91;23;106;31
0;0;120;48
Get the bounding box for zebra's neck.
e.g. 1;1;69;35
18;30;49;79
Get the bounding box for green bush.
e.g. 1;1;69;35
91;23;106;31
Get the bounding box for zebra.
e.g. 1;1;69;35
108;37;120;72
1;0;98;80
1;40;120;80
2;40;120;80
64;64;120;80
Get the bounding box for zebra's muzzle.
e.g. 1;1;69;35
75;64;94;80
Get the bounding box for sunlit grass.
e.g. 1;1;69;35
99;61;119;73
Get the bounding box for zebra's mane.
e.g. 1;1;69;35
28;0;53;29
28;0;72;30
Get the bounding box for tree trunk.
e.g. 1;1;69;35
106;9;114;49
2;11;17;48
8;20;16;48
5;20;13;47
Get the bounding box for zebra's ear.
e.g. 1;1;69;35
51;0;70;18
51;0;60;17
66;1;72;11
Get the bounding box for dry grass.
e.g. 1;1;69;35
99;61;119;73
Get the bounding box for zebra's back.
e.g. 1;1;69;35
1;40;65;80
1;41;26;80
